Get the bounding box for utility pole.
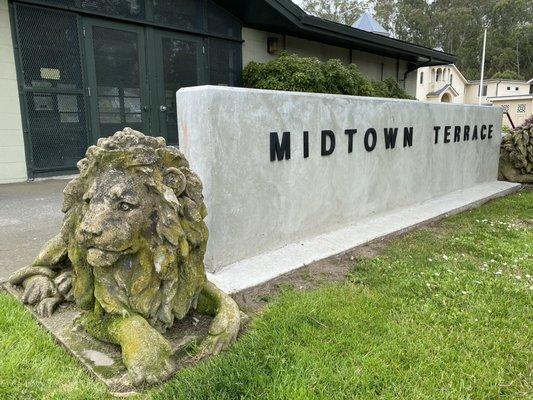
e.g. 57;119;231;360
516;39;520;76
478;28;487;105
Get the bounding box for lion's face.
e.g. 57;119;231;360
75;168;155;267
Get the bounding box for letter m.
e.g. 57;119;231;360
270;132;291;161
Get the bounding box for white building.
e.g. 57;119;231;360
415;64;468;104
416;64;532;106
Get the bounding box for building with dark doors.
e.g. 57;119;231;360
0;0;454;182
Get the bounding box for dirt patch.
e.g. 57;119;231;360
232;238;393;315
232;185;531;315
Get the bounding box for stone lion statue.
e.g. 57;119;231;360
8;128;240;385
499;115;533;183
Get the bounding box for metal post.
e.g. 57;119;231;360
478;28;487;105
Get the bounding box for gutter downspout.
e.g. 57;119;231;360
396;57;400;81
401;57;433;89
496;79;502;96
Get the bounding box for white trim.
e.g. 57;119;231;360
487;95;533;101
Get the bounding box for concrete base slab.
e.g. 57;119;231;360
208;181;521;293
3;283;213;396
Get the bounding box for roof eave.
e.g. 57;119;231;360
299;14;455;64
229;0;456;65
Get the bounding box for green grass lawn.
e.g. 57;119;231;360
1;191;531;399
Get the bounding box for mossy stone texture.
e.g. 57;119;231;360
7;128;241;389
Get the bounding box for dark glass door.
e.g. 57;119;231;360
151;30;204;144
84;19;150;138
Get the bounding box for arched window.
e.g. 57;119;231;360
420;71;424;84
443;69;447;81
441;93;452;102
431;68;436;82
436;68;442;81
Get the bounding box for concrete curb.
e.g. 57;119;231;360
208;181;522;293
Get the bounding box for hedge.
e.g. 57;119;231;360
243;52;413;100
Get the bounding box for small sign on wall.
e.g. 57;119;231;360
40;67;60;80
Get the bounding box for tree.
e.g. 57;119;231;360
491;70;525;80
299;0;368;26
299;0;533;80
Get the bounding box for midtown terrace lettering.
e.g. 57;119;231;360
270;124;494;161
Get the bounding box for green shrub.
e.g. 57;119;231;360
243;53;327;93
243;52;413;99
371;77;414;99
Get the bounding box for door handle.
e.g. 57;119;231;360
159;105;167;112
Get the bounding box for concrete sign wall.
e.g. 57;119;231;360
177;86;502;273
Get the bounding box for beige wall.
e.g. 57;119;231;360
243;28;351;65
242;27;414;95
465;80;531;105
242;28;282;65
0;0;27;183
490;97;532;129
350;49;399;81
464;84;480;104
404;65;417;97
415;65;466;104
286;35;349;62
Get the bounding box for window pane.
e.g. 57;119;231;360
57;95;79;112
17;6;83;89
206;0;241;38
26;93;88;169
153;0;203;30
93;26;143;136
98;97;121;112
81;0;145;19
124;97;141;113
125;113;142;123
209;39;241;86
161;37;199;143
15;4;89;171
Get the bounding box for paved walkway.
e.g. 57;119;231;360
0;179;69;282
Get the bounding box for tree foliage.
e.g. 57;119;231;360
300;0;366;25
298;0;533;80
243;52;412;99
491;70;525;80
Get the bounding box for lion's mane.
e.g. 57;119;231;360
60;127;208;330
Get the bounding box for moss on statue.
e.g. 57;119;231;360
8;128;241;385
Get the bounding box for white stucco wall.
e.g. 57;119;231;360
0;0;27;183
177;86;501;273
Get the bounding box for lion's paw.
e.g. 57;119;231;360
34;296;62;317
197;301;241;359
119;317;175;386
128;355;175;386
